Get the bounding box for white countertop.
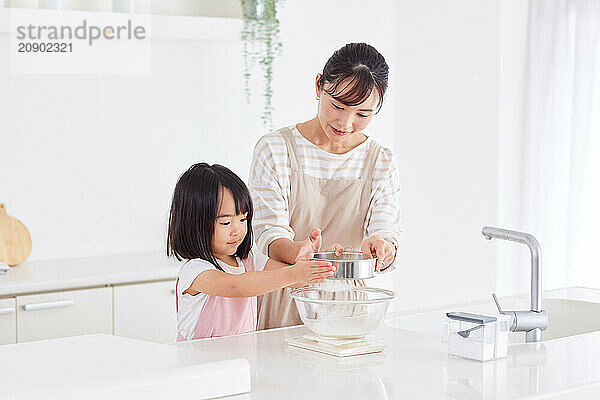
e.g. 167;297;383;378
2;278;598;399
175;287;600;399
3;286;600;398
0;251;179;296
2;334;251;400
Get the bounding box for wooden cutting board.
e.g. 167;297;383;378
0;203;32;266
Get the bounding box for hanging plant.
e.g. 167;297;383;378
240;0;282;130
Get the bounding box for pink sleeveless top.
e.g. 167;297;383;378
176;256;257;341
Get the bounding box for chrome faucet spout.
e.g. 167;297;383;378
483;226;547;343
482;227;542;311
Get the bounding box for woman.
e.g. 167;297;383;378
249;43;402;329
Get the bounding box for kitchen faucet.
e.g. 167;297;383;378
482;226;548;343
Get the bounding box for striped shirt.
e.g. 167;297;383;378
248;125;403;265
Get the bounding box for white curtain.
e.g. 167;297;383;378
523;0;600;289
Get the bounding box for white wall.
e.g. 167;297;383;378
0;33;262;259
0;0;398;261
386;0;501;312
1;1;534;312
496;0;532;296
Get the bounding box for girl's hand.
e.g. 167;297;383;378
295;228;323;261
292;257;336;285
360;236;396;271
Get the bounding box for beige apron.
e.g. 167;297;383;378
256;126;381;330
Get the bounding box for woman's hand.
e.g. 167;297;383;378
295;228;323;261
291;256;336;285
360;236;396;271
325;243;345;256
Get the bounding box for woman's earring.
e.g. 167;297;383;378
316;96;320;100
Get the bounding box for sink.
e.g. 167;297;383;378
386;298;600;343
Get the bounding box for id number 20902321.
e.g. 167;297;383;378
18;42;72;53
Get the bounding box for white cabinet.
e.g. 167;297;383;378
113;280;177;344
0;298;16;344
16;287;112;343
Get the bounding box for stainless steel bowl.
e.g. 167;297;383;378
313;252;376;279
290;286;395;338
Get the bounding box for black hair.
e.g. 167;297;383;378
318;43;389;113
167;163;253;271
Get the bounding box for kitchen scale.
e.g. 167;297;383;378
286;334;385;357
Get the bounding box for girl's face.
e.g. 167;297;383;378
315;75;379;143
213;188;248;261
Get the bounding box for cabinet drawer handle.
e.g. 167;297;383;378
23;300;75;311
0;307;15;315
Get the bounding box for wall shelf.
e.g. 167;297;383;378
0;7;242;40
3;0;242;18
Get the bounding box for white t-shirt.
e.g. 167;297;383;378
176;248;269;340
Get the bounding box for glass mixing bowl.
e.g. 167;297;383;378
290;287;395;338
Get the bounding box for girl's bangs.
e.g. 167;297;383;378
234;193;251;216
221;182;252;216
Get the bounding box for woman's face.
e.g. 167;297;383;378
315;75;379;142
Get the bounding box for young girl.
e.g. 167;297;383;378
167;163;335;341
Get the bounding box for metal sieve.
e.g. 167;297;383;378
313;251;377;280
